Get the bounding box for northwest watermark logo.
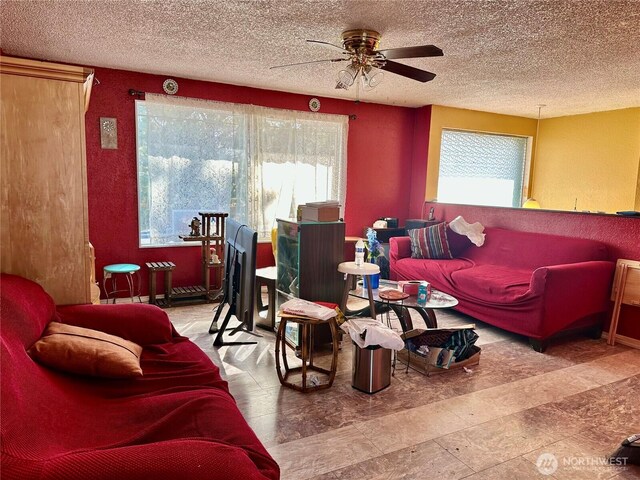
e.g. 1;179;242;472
536;452;628;475
536;453;559;475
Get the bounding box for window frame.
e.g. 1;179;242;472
436;128;533;208
135;96;347;248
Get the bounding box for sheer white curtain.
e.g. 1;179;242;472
137;94;347;245
249;106;348;237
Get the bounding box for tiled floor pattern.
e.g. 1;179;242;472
166;302;640;480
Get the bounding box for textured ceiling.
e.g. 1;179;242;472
1;0;639;118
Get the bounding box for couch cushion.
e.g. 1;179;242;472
464;227;609;269
29;322;143;378
450;265;533;303
447;228;474;257
393;257;473;288
408;222;453;259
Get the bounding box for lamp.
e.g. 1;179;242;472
523;198;541;209
336;62;384;91
336;64;358;90
361;65;383;91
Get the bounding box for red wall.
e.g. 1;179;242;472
426;202;640;341
86;67;421;296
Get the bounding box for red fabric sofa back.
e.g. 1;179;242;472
1;275;97;470
463;227;610;269
1;274;280;479
1;274;55;346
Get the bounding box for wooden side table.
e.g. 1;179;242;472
275;314;339;392
255;266;277;330
146;262;176;307
608;258;640;346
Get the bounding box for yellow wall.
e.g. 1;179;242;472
426;105;538;201
534;108;640;213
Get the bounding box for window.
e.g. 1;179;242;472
437;129;529;208
136;94;347;246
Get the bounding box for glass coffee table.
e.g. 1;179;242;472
347;279;458;331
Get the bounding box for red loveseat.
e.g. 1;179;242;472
390;227;615;351
0;274;279;480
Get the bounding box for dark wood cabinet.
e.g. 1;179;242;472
276;219;345;346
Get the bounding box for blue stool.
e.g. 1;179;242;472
103;264;142;303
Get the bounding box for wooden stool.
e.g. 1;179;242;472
255;266;277;330
146;262;176;307
338;261;381;318
275;314;339;392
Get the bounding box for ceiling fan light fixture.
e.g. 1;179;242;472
290;28;441;91
336;64;359;89
362;67;383;90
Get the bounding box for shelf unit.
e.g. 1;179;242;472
176;212;228;305
276;219;345;348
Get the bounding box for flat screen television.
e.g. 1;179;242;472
209;219;259;346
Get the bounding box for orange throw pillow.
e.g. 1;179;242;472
29;322;143;378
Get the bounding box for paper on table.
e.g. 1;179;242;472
279;298;336;321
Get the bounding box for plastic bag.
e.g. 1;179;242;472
449;215;486;247
340;318;405;350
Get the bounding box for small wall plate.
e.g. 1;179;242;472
163;78;178;95
309;97;321;112
100;117;117;149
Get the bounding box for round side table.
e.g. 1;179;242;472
103;263;142;303
338;261;380;318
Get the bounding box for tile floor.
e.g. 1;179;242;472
166;301;640;480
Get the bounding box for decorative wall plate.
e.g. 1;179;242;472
309;97;321;112
163;79;179;95
100;117;118;149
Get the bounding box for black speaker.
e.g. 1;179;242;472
383;217;398;228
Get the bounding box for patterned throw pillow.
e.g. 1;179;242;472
408;222;453;259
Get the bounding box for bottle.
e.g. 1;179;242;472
355;239;365;267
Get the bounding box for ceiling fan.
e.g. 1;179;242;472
271;29;443;91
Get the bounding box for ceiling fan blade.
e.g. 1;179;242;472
380;60;436;83
306;39;350;54
376;45;443;60
270;58;348;69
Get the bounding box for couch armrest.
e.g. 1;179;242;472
389;237;412;281
531;260;615;337
55;303;175;346
389;236;412;263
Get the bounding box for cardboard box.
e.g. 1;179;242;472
397;327;480;375
300;205;340;222
397;346;480;375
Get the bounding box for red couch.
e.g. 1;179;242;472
390;227;615;351
0;274;279;480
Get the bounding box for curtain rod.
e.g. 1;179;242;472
127;88;356;119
